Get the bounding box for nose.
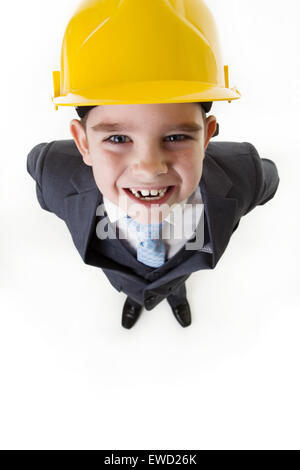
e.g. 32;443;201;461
131;145;168;178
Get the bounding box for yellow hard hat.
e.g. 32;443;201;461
52;0;240;109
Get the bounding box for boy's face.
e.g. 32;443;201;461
70;103;216;224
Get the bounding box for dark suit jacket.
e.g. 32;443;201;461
27;140;280;309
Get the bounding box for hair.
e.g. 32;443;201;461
79;102;209;132
80;112;89;132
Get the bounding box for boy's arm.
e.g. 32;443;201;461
244;143;280;215
27;142;52;212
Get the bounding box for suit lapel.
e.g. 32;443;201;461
199;154;238;268
64;153;238;269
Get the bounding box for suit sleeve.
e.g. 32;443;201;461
244;142;280;215
27;142;52;212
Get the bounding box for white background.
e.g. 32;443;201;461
0;0;299;450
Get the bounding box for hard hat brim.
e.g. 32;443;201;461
52;80;240;106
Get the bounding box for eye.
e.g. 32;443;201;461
165;134;191;143
104;135;130;145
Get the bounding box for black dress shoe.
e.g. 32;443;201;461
170;300;192;327
122;297;143;329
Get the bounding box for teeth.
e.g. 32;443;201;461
128;186;170;200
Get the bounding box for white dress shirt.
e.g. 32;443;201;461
102;185;211;261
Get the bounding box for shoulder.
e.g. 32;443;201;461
205;141;259;174
204;141;265;215
27;139;83;176
27;139;92;218
205;140;259;191
27;139;89;190
205;140;280;214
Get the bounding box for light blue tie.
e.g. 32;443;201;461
125;215;166;268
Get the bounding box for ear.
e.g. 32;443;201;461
69;119;92;166
204;115;217;151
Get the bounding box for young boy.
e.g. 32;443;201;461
27;0;280;329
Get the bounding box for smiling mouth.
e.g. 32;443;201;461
122;185;176;204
